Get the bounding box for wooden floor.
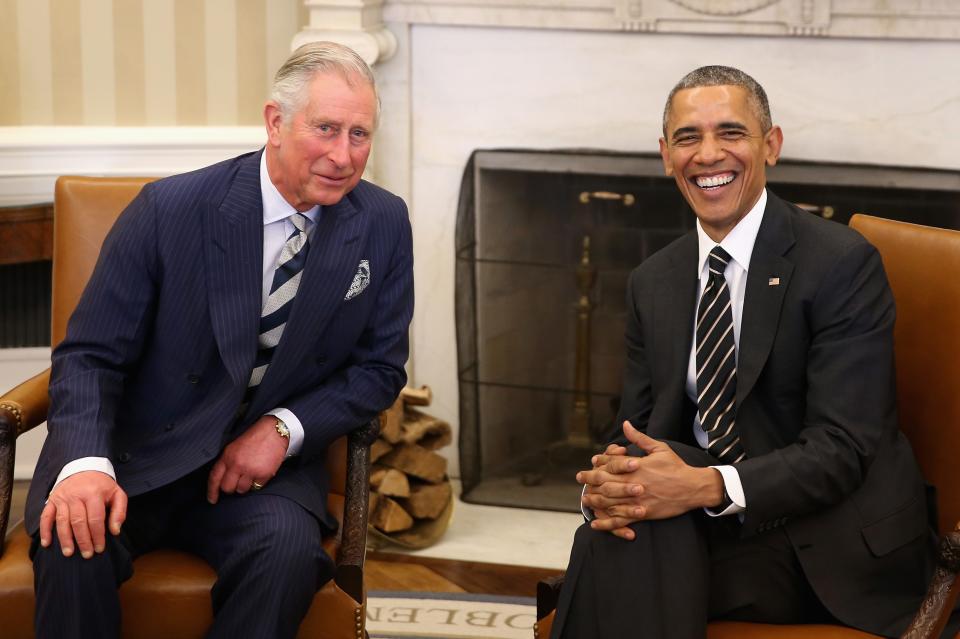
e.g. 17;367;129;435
9;481;559;597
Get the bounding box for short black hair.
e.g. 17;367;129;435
662;65;772;136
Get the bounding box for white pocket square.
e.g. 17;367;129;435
344;259;370;300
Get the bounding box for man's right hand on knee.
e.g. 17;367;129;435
39;471;128;560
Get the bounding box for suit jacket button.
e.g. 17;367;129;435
165;422;175;431
118;452;132;463
187;374;200;384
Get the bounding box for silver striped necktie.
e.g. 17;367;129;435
696;246;745;464
245;212;311;402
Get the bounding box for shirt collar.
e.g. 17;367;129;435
696;188;767;278
259;149;320;226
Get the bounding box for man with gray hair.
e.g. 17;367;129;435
551;65;946;637
27;41;413;639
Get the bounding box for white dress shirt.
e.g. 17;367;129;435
53;151;316;488
688;188;767;516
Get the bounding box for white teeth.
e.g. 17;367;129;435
696;174;735;188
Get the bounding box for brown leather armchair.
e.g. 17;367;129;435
0;176;379;639
535;214;960;639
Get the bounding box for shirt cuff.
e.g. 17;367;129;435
580;485;596;521
267;408;303;457
704;465;746;517
53;457;116;492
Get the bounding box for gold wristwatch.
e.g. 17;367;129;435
274;416;290;440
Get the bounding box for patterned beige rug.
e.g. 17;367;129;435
367;592;536;639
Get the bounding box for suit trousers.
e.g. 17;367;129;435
551;441;835;639
31;464;335;639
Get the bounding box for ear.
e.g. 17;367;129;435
659;137;674;176
264;102;284;147
764;125;784;167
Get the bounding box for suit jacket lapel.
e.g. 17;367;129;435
204;153;263;387
736;192;796;407
652;233;698;438
250;192;371;412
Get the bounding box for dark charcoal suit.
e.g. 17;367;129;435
552;192;937;638
26;150;414;638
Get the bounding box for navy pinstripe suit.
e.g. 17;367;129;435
27;150;413;637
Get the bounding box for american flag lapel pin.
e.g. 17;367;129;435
768;277;780;286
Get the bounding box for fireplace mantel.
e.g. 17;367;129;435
376;0;960;40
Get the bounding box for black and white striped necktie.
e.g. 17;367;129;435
696;246;745;464
245;212;311;402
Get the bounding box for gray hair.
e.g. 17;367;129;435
662;65;771;136
271;41;380;127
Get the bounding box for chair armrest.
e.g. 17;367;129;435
0;368;51;438
537;573;565;620
0;368;51;552
902;523;960;639
333;416;380;602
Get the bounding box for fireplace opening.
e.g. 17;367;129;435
455;149;960;512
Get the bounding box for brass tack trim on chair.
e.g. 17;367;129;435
533;621;540;638
355;606;363;638
0;402;23;436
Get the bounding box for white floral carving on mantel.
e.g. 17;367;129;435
668;0;780;17
616;0;830;35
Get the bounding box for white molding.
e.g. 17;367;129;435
294;0;398;65
381;0;960;40
0;126;265;206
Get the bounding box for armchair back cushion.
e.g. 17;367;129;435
849;214;960;534
51;177;157;347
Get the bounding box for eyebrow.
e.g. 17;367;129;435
670;126;699;141
670;121;749;141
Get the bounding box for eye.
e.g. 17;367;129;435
720;130;746;140
673;135;698;146
350;128;370;142
315;124;335;136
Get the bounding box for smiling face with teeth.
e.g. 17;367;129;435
659;84;783;242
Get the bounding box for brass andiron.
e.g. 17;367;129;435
545;235;599;468
568;235;596;448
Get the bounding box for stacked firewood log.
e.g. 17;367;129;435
368;386;453;547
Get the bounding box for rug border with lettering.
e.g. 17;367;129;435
366;591;537;639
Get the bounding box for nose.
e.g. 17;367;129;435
327;132;351;168
696;134;725;165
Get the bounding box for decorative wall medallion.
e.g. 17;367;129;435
668;0;780;15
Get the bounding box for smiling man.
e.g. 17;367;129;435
27;42;413;639
550;66;944;638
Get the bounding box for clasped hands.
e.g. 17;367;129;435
39;415;288;559
578;421;724;540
